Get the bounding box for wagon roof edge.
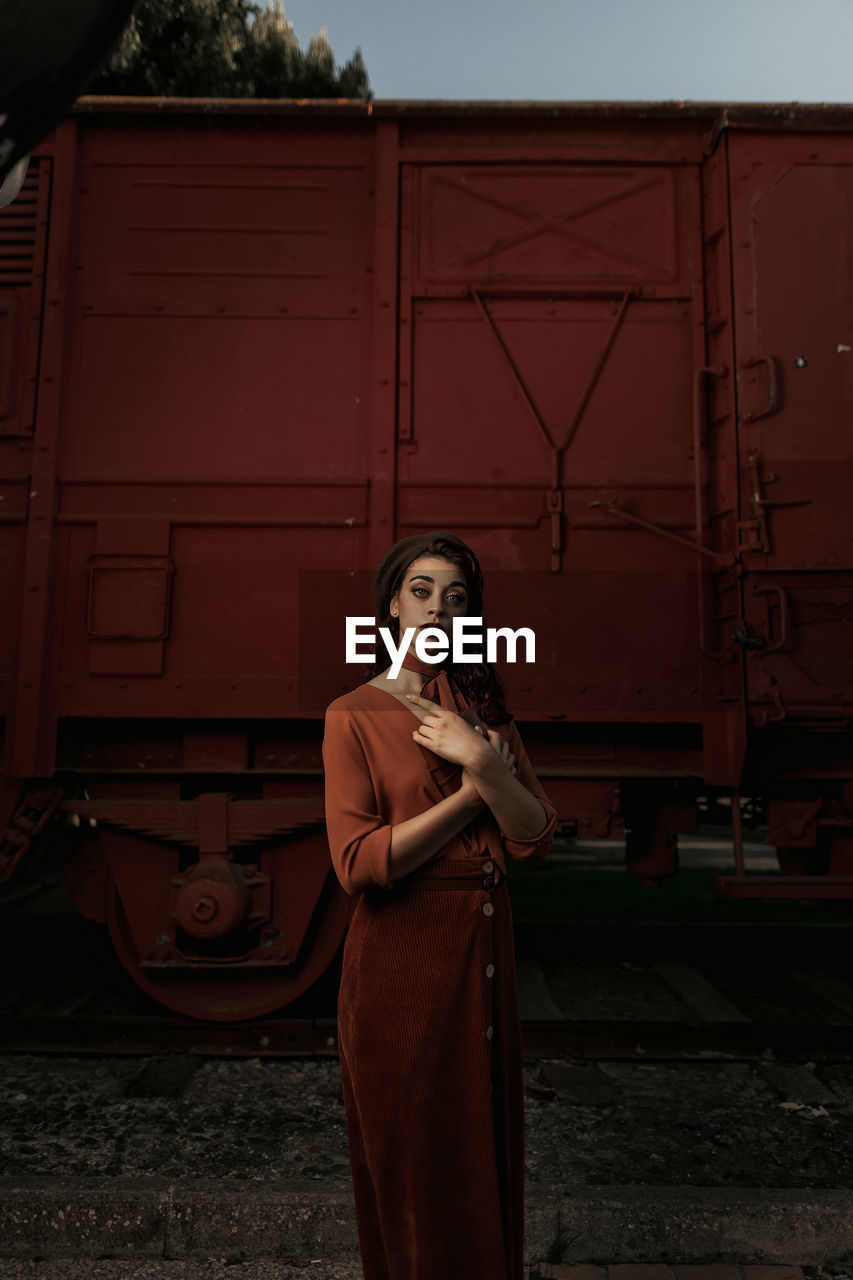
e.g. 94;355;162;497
70;95;853;131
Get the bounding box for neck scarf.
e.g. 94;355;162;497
398;650;483;796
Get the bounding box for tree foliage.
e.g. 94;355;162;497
87;0;371;99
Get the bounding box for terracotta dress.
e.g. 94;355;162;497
322;656;557;1280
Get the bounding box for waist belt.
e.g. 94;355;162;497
412;856;503;891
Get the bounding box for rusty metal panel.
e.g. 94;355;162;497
87;557;174;640
59;481;369;524
0;157;50;437
400;160;708;727
412;164;685;292
729;133;853;726
395;117;711;166
85;554;174;677
51;122;382;724
401;295;695;476
7;127;79;780
366;121;401;568
729;134;853;572
0;160;47;718
63;124;375;486
741;574;853;725
77;162;367;319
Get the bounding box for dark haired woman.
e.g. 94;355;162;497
322;532;557;1280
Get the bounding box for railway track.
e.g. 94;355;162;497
4;865;853;1064
2;1010;852;1062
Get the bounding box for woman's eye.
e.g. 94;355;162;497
411;587;428;598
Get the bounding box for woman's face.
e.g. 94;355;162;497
390;555;469;652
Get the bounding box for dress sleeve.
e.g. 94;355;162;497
322;706;393;896
498;719;558;862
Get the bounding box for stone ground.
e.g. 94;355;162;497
2;1049;853;1191
4;846;853;1272
0;1255;850;1279
2;1054;853;1272
0;1264;826;1280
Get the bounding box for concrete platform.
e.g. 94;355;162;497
0;1261;818;1280
3;1053;853;1267
1;1178;852;1266
0;1265;355;1279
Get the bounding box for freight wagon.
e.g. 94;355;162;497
1;99;851;1020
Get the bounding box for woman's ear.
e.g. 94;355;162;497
389;593;399;619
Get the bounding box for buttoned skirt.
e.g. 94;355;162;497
337;856;523;1280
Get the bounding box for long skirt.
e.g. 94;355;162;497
337;856;524;1280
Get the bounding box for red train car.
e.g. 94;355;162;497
1;99;852;1020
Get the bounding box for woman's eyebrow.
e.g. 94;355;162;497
408;574;467;590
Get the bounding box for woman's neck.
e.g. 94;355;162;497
399;649;445;677
371;647;446;694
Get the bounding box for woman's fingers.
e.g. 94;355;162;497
410;708;490;768
483;729;517;775
410;708;517;777
405;693;442;713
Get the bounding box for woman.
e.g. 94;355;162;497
322;531;557;1280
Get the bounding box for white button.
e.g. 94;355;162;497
486;963;495;978
483;860;494;874
482;902;494;917
486;1025;494;1040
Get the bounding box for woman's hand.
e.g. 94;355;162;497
405;693;491;771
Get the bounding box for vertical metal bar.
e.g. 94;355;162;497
470;289;556;455
472;288;632;575
548;487;563;574
368;121;400;563
7;120;79;779
558;291;632;456
693;364;728;659
396;163;414;444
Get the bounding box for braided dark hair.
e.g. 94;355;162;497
369;531;511;726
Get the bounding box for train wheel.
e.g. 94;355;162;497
105;858;351;1023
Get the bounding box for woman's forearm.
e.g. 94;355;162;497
388;786;485;882
468;752;548;840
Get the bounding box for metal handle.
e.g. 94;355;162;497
742;355;781;423
754;584;790;655
693;365;728;660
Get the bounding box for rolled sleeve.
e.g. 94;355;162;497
499;720;558;862
322;707;393;895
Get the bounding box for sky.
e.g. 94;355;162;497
275;0;853;102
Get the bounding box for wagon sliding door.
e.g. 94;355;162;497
729;133;853;729
398;161;711;732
